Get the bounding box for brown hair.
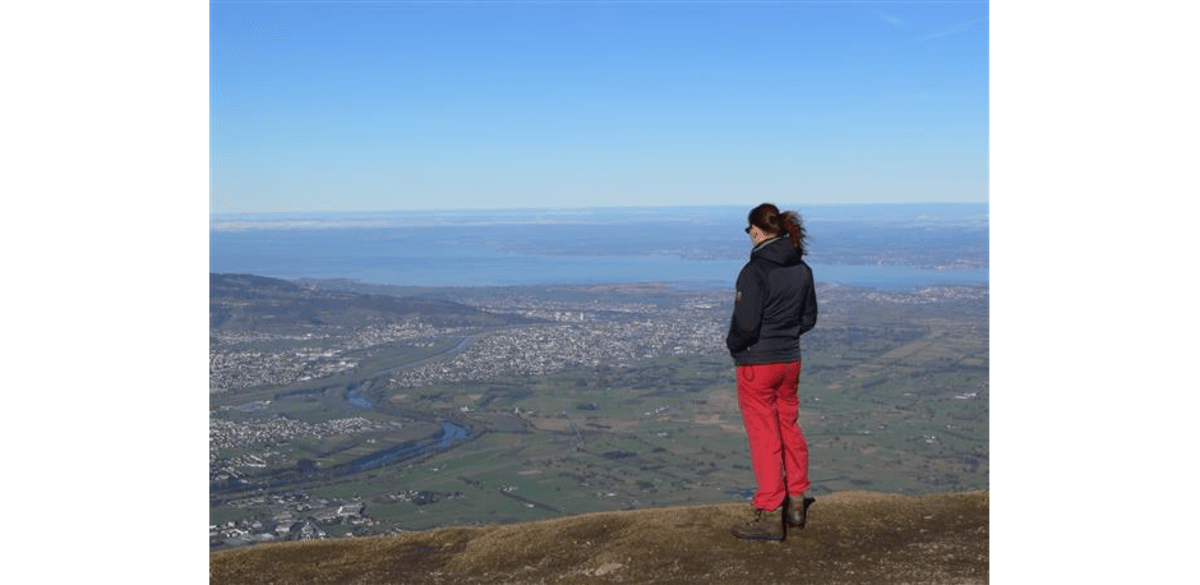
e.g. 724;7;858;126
747;202;809;256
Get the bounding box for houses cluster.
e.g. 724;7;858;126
210;493;372;549
385;315;725;390
211;288;736;395
209;348;357;393
209;321;442;393
209;416;391;480
864;285;988;305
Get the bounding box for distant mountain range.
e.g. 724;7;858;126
210;273;536;331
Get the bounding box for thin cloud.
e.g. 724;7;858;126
916;17;987;43
873;10;908;30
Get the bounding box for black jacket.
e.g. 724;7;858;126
726;237;818;365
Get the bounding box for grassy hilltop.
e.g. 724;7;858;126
210;490;988;584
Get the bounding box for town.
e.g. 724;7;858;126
210;277;989;549
210;287;730;394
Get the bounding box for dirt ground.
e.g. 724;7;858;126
210;490;988;584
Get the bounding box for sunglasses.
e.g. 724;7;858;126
744;225;753;234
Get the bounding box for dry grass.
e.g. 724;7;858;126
211;490;987;584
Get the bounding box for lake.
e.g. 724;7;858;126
209;205;988;290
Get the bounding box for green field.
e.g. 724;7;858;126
211;283;988;544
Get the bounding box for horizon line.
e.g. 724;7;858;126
210;201;989;216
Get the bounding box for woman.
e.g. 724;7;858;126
726;203;818;542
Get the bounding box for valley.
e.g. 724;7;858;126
209;275;988;549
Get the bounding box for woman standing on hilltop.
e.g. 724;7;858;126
726;203;818;542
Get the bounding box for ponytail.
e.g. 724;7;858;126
747;203;809;256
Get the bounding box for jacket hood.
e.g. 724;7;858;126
751;236;802;267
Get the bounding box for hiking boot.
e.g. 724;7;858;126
730;505;785;541
785;495;816;529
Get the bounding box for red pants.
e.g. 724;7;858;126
736;361;811;511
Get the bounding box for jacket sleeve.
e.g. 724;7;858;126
726;264;764;355
798;264;818;336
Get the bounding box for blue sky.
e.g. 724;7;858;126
211;0;989;213
9;4;1200;580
